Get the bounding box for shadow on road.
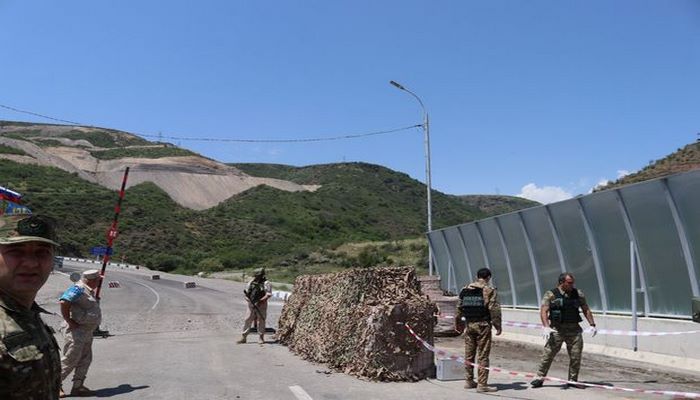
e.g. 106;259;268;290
94;384;149;397
493;381;529;391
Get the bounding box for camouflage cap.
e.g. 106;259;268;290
254;267;266;277
0;201;59;246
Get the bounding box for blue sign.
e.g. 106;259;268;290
90;246;113;256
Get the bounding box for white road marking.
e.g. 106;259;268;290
130;280;161;311
289;385;314;400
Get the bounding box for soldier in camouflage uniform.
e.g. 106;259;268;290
531;272;597;389
236;268;272;345
455;267;502;393
0;205;62;399
59;269;102;397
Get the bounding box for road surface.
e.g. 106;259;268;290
35;261;700;400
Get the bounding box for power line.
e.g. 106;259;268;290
0;103;84;126
137;125;422;143
1;102;422;143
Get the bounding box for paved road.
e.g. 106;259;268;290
36;262;700;400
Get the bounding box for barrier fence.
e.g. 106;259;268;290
428;169;700;319
403;323;700;398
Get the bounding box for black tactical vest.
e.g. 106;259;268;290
459;287;490;322
246;281;266;304
548;288;582;323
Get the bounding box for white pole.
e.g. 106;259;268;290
630;240;638;352
390;80;434;275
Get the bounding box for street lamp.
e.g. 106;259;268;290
389;80;434;276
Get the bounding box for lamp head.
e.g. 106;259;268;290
389;80;405;90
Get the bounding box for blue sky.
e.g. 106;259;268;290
1;1;698;203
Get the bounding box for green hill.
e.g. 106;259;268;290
0;119;540;282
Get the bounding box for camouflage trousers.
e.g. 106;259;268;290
60;325;96;388
536;330;583;381
463;321;492;385
242;301;267;336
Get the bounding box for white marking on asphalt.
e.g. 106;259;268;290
289;385;314;400
130;280;161;311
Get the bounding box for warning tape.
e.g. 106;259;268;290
437;315;700;337
501;320;700;337
402;323;700;399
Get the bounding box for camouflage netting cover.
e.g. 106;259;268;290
277;266;437;381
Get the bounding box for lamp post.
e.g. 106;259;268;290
389;80;434;276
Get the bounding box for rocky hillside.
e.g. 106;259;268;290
0;121;319;210
595;141;700;191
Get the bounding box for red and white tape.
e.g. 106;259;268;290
402;323;700;399
501;320;700;337
437;315;700;337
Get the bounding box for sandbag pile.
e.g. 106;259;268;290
277;266;437;381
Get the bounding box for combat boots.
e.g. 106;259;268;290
70;385;95;397
236;334;247;344
464;380;477;389
476;385;497;392
258;335;265;345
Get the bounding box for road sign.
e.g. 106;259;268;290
90;246;113;256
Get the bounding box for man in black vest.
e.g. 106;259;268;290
531;272;597;389
455;267;502;392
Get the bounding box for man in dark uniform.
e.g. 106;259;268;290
0;204;62;399
455;267;502;392
531;272;597;389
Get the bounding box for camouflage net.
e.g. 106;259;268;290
277;266;437;381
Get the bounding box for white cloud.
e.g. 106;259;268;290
517;183;573;204
589;170;632;193
590;179;610;193
617;169;630;179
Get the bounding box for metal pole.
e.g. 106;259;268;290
390;80;433;275
424;112;433;275
95;167;130;300
631;240;638;352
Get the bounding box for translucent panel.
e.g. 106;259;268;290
497;214;539;307
620;181;693;316
443;228;471;289
427;233;450;291
459;224;487;273
429;169;700;318
580;191;631;312
454;226;475;280
667;170;700;297
521;207;561;300
477;220;513;305
548;201;602;311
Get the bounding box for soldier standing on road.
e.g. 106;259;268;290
237;268;272;345
0;207;62;399
59;269;102;397
531;272;597;389
455;267;502;393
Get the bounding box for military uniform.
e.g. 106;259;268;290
536;287;587;382
0;291;62;400
59;278;102;391
239;276;272;344
455;278;502;388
